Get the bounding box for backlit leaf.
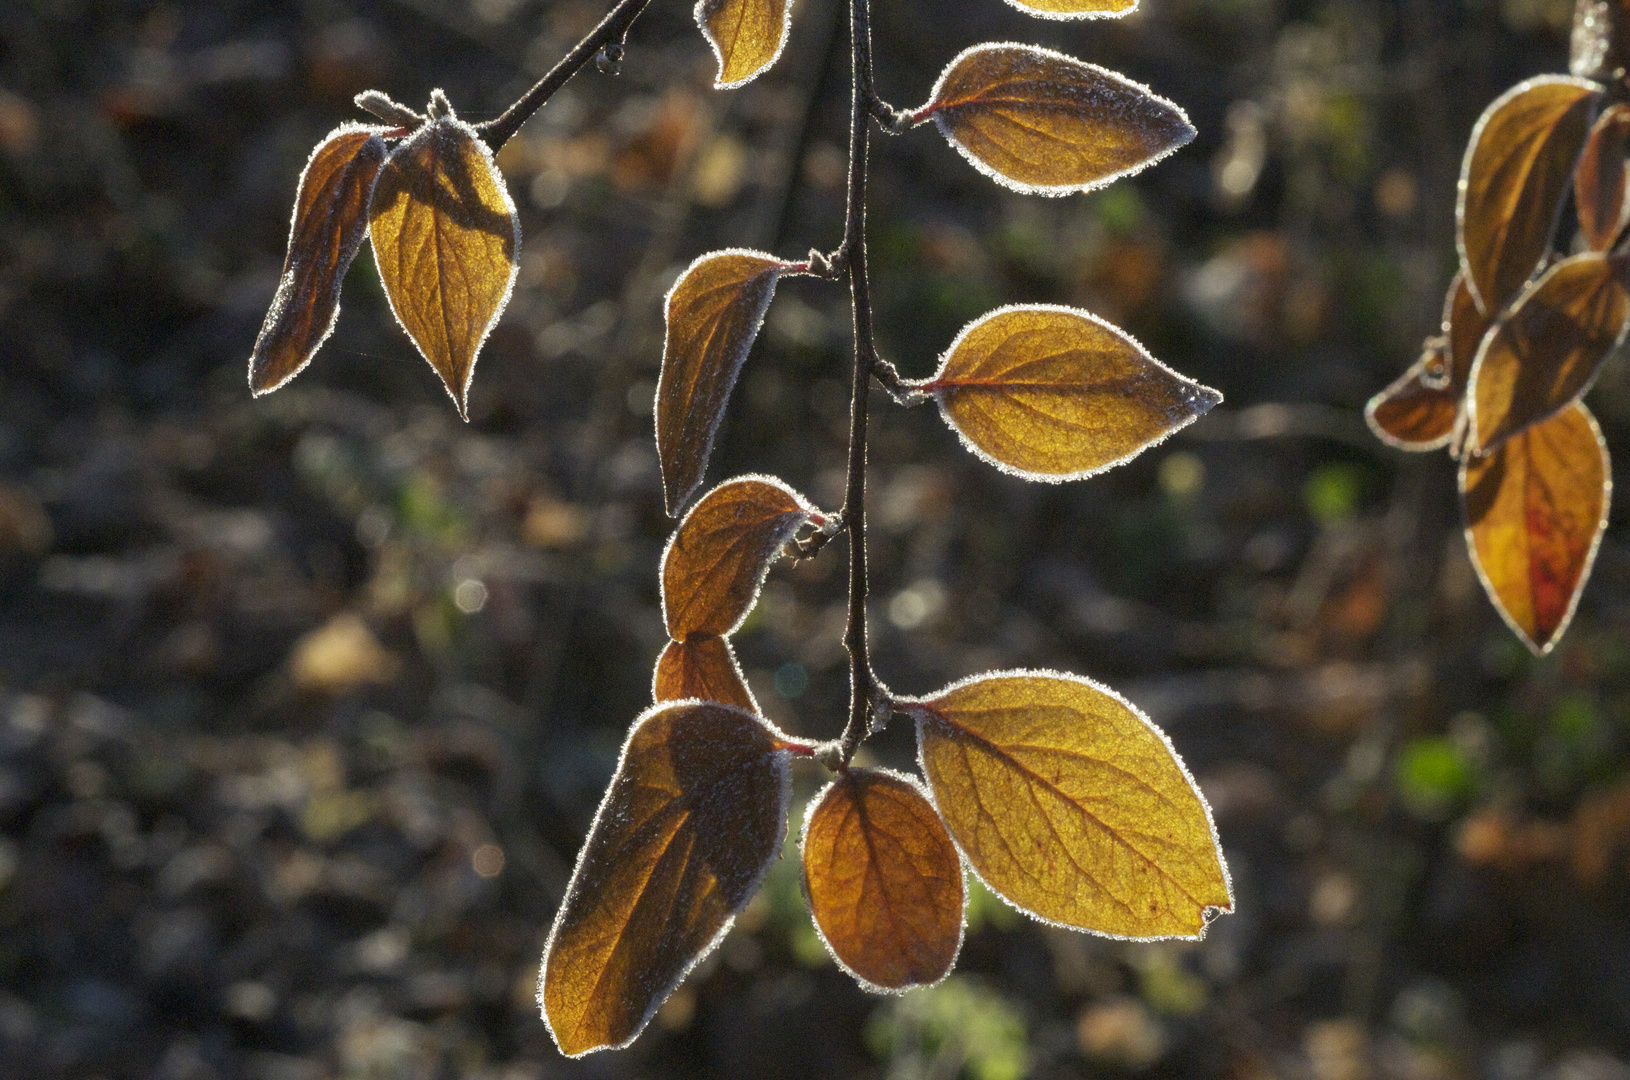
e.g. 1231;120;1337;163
249;125;388;395
540;701;791;1056
802;768;964;992
695;0;791;88
657;250;795;514
1366;274;1488;451
1468;251;1630;453
653;634;758;712
368;111;520;420
662;475;818;638
1462;401;1610;655
916;44;1194;195
905;670;1231;939
1001;0;1137;20
914;305;1221;481
1575;103;1630;251
1457;76;1600;315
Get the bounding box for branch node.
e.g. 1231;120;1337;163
867;94;913;134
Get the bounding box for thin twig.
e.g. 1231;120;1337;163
474;0;655;151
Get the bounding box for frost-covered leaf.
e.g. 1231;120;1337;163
913;305;1220;481
1458;76;1600;315
250;125;388;395
1366;274;1487;451
915;44;1193;195
1575;103;1630;251
1462;401;1610;655
368;109;519;419
1001;0;1136;20
904;670;1231;939
657;251;795;514
653;634;757;712
802;768;964;992
540;701;791;1056
662;476;817;638
1468;252;1629;454
695;0;792;88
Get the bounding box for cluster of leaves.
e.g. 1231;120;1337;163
1365;1;1630;655
249;0;1234;1061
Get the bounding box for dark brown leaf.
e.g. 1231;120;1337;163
802;768;964;991
1366;274;1488;451
368;112;520;419
1462;401;1610;654
1458;76;1600;315
662;476;818;638
657;251;796;514
1468;251;1630;453
249;125;388;395
1575;103;1630;250
653;634;757;712
540;701;791;1056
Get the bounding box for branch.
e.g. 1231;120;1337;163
474;0;655;152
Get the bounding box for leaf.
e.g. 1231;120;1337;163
904;670;1231;939
368;113;520;420
801;768;965;992
657;250;795;514
1365;274;1488;451
916;44;1194;196
662;475;818;638
1576;103;1630;251
1468;251;1630;453
695;0;792;88
1000;0;1137;20
1457;76;1600;315
914;305;1221;481
249;124;388;395
653;634;758;712
540;701;791;1056
1461;401;1610;656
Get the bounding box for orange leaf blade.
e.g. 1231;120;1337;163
1461;401;1610;655
1000;0;1137;18
922;305;1220;480
540;702;790;1056
907;670;1231;939
657;251;793;514
653;634;758;712
250;125;388;395
1366;274;1488;451
368;116;520;420
695;0;791;88
662;476;816;638
801;769;965;992
1575;103;1630;251
923;45;1194;195
1468;252;1630;453
1457;76;1600;315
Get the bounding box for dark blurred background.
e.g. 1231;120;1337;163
4;0;1630;1076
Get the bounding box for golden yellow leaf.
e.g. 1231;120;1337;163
250;125;388;395
1001;0;1136;19
1457;76;1600;315
915;305;1220;480
662;475;818;638
1461;401;1610;655
905;670;1231;939
916;44;1194;195
653;634;758;712
657;250;795;514
368;110;519;420
1575;103;1630;251
1366;274;1487;451
802;768;964;991
540;701;791;1056
1468;251;1629;454
695;0;791;88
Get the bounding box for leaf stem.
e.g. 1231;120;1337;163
474;0;655;152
